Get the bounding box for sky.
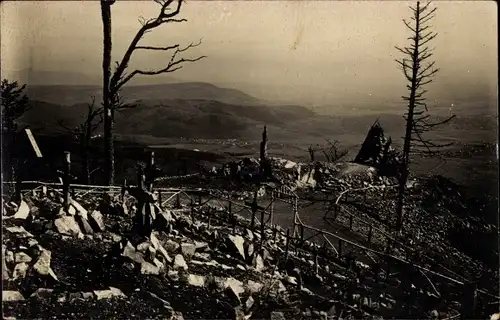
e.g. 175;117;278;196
1;0;497;107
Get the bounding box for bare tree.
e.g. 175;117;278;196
394;1;455;231
1;79;30;181
100;0;206;185
59;97;103;184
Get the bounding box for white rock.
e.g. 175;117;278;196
54;216;82;236
15;252;32;264
90;210;106;232
33;249;58;281
173;254;188;270
12;262;29;280
13;201;30;219
3;290;24;301
187;274;206;287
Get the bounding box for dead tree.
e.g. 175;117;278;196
59;97;103;184
100;0;206;185
394;1;455;231
322;139;349;163
1;79;30;181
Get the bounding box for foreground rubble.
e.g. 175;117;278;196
2;169;498;320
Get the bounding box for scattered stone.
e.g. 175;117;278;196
173;254;188;270
90;210;106;232
150;232;161;249
109;287;127;298
136;242;151;253
246;243;254;259
30;288;54;300
33;249;58;281
252;254;264;272
3;291;25;301
164;240;180;253
13;201;30;219
227;235;246;260
70;199;88;219
12;262;29;280
237;264;246;271
122;241;145;264
245;296;255;311
82;292;94;300
54;216;82;236
170;311;184;320
6;226;34;238
76;215;94;235
94;287;126;300
141;261;160;275
181;242;196;258
15;252;32;264
168;270;180;282
68;292;83;301
194;241;208;251
187;274;206;287
157;244;173;264
270;311;286;320
246;280;264;293
5;250;14;265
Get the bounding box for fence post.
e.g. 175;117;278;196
300;224;304;245
349;215;353;231
285;229;290;260
338;239;343;257
313;246;319;275
15;173;22;203
273;225;277;241
270;191;275;226
207;207;212;229
158;190;162;208
146;151;155;192
63;151;71;211
260;208;265;251
368;225;373;243
121;179;127;202
175;192;181;209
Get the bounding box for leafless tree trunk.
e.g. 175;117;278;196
59;97;102;184
101;0;115;185
100;0;206;185
394;1;455;231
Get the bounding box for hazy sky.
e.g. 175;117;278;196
1;1;497;106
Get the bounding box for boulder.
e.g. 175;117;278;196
173;254;188;270
227;235;246;260
156;244;173;264
5;226;34;238
70;199;88;220
76;215;94;235
252;254;265;272
3;290;25;301
13;201;30;219
187;274;206;287
32;249;58;281
122;241;145;264
180;243;196;258
30;288;54;301
94;287;126;300
90;210;106;232
54;216;82;237
245;296;255;311
12;262;29;280
164;240;180;253
246;280;264;294
141;261;160;275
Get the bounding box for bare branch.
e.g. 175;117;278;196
116;40;206;89
136;44;180;51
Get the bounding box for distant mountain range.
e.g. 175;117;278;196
8;69;495;145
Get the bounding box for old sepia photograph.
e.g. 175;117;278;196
1;0;498;319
